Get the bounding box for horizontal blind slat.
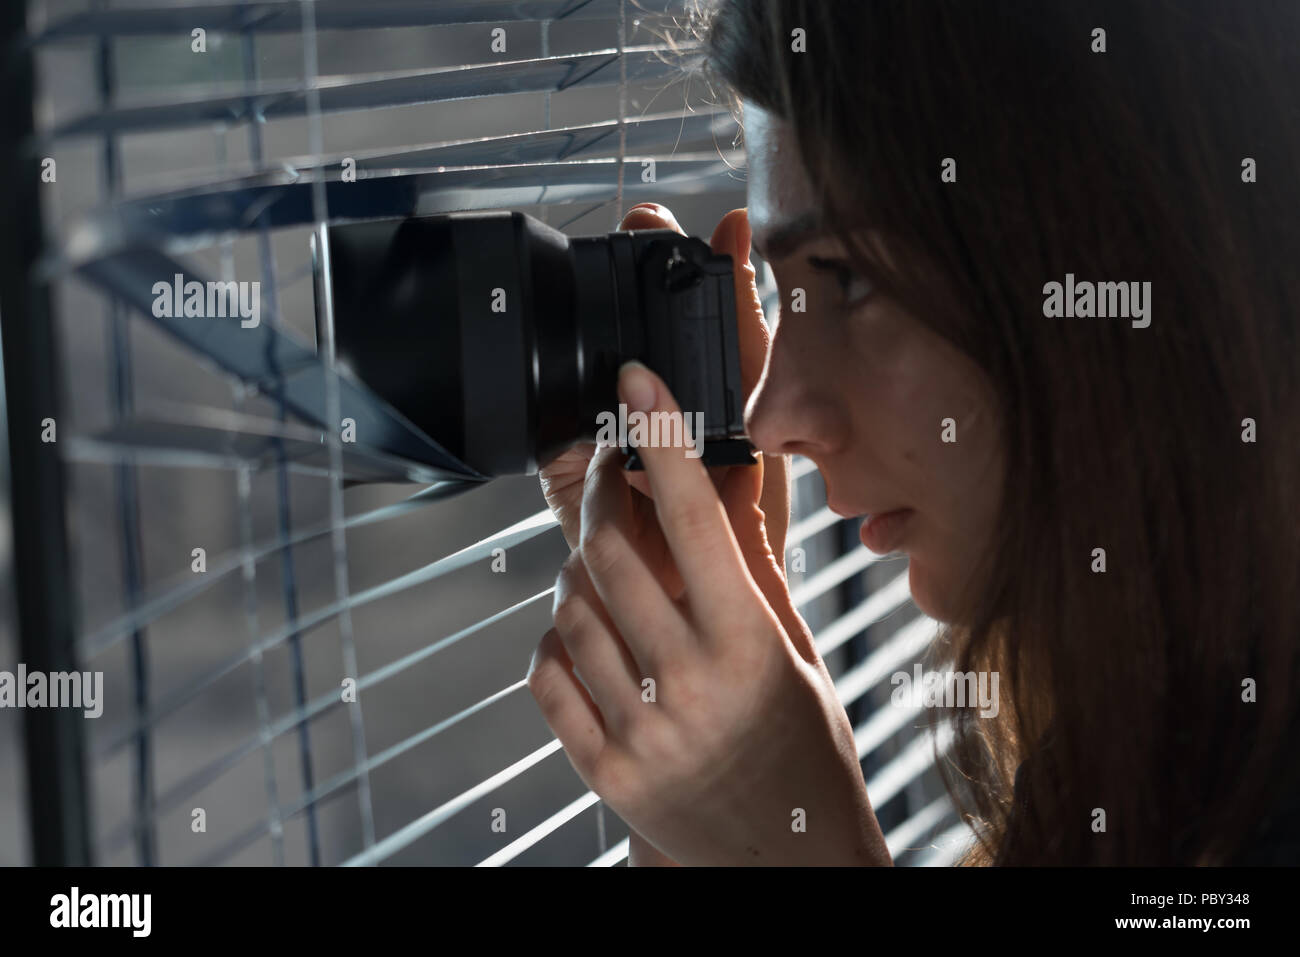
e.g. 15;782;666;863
80;481;471;655
71;410;455;485
477;791;603;867
38;0;687;41
60;156;742;266
343;739;565;866
815;570;914;658
118;109;738;198
587;837;631;867
74;250;474;474
95;514;559;757
911;822;975;868
883;796;956;860
54;45;697;139
790;545;886;607
865;724;955;809
834;614;939;708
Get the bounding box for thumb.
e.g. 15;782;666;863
712;207;791;562
719;461;818;666
710;208;769;399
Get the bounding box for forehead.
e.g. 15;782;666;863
745;102;820;255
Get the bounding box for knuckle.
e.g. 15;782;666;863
583;447;622;492
527;644;562;705
553;552;585;599
551;593;590;637
662;497;717;541
619;693;654;736
580;523;629;578
560;549;587;577
526;665;553;706
651;656;687;695
587;751;633;810
601;699;634;741
638;716;687;767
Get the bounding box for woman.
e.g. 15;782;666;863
527;0;1300;865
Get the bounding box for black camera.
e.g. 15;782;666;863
314;210;754;478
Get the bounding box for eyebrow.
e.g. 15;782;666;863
751;211;827;262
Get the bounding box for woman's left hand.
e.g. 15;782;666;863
527;361;892;866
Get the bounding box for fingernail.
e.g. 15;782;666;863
619;360;657;413
620;204;657;227
624;203;682;232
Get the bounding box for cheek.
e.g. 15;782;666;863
855;320;998;494
848;320;954;472
848;315;1005;612
783;307;854;370
774;313;861;403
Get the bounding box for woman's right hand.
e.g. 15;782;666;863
536;202;791;865
540;203;789;562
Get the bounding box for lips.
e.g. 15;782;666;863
859;509;913;554
826;498;863;519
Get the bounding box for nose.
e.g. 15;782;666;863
744;310;847;460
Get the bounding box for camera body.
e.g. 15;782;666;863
317;210;753;478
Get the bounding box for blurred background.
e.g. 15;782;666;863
0;0;960;866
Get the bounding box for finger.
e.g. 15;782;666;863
621;202;686;236
759;456;791;565
580;444;691;662
616;361;761;629
711;208;791;561
547;202;674;542
537;438;653;543
623;469;653;500
622;206;787;538
552;555;643;730
526;628;606;774
718;464;819;666
539;442;597;550
625;206;789;563
626;488;687;602
618;204;684;507
709;208;768;399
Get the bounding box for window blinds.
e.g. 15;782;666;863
10;0;967;867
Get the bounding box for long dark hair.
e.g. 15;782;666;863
690;0;1300;864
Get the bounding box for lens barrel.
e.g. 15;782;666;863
319;210;750;477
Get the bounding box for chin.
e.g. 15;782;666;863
907;558;961;625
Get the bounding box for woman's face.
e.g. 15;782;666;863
743;104;1005;625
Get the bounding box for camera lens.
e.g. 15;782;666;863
319;210;749;478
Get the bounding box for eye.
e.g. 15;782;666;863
808;256;874;308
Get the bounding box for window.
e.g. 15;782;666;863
0;0;965;867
